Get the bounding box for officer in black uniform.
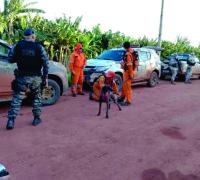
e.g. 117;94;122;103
6;28;49;130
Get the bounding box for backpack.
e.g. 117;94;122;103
123;50;139;70
132;51;139;69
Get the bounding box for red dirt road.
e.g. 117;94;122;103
1;80;200;180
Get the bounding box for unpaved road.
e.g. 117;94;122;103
1;80;200;180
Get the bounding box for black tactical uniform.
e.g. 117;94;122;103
6;28;49;130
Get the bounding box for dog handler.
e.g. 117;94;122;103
89;71;118;101
118;42;136;106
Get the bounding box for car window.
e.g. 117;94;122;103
0;44;9;57
139;51;150;61
176;54;189;61
96;50;125;61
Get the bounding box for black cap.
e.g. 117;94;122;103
24;28;35;36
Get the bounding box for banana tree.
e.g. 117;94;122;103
1;0;44;43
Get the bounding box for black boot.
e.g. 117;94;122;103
89;92;93;100
6;117;15;130
32;116;42;126
72;93;77;97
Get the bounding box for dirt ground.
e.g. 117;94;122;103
1;80;200;180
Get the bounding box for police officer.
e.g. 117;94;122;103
185;56;195;84
169;57;179;85
6;28;49;130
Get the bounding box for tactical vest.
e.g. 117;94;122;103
14;40;43;76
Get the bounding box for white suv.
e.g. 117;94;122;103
84;47;161;90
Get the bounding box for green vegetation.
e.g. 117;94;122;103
1;0;200;64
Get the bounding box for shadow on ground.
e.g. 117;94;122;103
142;168;200;180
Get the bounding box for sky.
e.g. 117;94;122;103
0;0;200;46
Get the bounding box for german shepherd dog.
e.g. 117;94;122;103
97;84;122;118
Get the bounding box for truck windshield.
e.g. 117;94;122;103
96;50;125;61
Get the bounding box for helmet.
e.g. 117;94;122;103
74;43;83;51
0;163;9;177
105;71;115;79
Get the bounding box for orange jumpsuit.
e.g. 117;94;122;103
121;48;135;103
69;51;86;94
92;76;118;101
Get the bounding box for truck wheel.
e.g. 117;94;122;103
42;79;61;106
148;71;159;87
114;74;123;91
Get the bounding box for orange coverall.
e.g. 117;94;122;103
69;49;86;94
121;48;135;103
92;76;118;101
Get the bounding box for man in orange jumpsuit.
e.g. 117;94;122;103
119;42;136;106
89;71;118;101
69;43;86;97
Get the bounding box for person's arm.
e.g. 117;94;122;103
126;53;134;78
69;53;75;75
83;53;86;68
39;45;49;87
40;45;49;78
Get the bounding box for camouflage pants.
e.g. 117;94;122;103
185;66;192;82
170;67;178;82
8;76;42;119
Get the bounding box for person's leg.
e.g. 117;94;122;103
118;73;126;102
30;77;42;126
185;66;192;83
171;67;177;84
120;80;131;106
120;72;132;105
7;78;26;129
77;70;84;95
188;67;192;83
71;70;80;96
125;79;132;104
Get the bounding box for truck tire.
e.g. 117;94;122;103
42;79;61;106
148;71;159;87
